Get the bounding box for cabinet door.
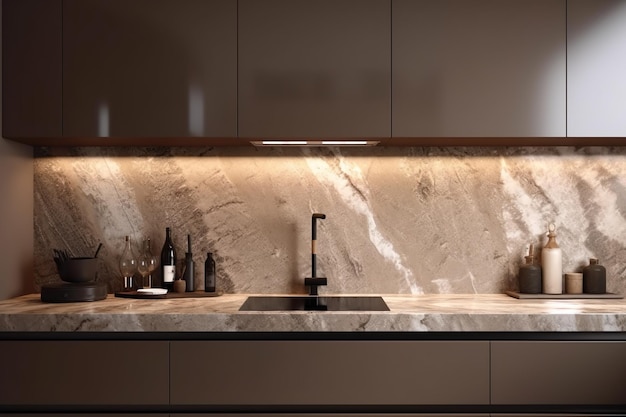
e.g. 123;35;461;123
567;0;626;137
170;341;489;405
392;0;566;137
3;415;166;417
174;415;488;417
63;0;237;138
0;341;169;405
238;0;391;138
2;0;62;138
493;415;611;417
491;341;626;405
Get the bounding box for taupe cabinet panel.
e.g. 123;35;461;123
175;415;488;417
0;341;169;405
493;415;613;417
392;0;566;137
567;0;626;137
238;0;391;138
491;341;626;405
170;341;489;405
63;0;237;138
2;0;62;138
175;415;489;416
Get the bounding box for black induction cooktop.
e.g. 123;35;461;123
239;296;390;311
40;281;107;303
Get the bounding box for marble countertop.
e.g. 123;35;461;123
1;293;625;332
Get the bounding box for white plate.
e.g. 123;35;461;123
137;288;168;295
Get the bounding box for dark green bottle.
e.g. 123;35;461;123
519;244;542;294
583;258;606;294
204;252;216;293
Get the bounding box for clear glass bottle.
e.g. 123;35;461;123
119;236;137;292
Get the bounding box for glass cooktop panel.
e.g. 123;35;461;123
239;296;390;311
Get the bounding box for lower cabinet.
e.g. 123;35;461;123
491;341;626;405
173;415;489;417
490;413;612;417
170;341;490;406
0;341;169;406
1;338;624;414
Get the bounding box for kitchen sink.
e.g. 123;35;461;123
239;295;390;311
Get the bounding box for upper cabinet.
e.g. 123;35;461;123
6;0;626;145
238;0;391;139
63;0;237;139
392;0;566;138
2;0;62;138
567;0;626;137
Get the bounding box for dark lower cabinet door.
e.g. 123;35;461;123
63;0;237;138
2;0;62;138
170;340;489;406
0;341;169;406
238;0;391;139
393;0;566;137
173;415;489;416
491;341;626;405
492;415;615;417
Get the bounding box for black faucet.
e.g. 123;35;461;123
305;213;327;296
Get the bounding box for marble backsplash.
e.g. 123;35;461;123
33;146;626;295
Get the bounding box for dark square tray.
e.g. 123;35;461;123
115;291;222;299
505;290;623;299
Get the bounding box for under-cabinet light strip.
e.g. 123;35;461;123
251;140;380;147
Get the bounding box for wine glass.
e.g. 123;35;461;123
137;255;150;289
119;236;138;291
138;238;158;288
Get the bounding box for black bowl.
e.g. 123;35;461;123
58;257;97;283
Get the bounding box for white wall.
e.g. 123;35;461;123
0;0;35;300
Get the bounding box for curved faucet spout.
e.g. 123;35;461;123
312;213;326;241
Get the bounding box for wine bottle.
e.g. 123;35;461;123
161;227;177;290
204;252;216;292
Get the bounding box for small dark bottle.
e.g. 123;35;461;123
182;234;195;292
583;258;606;294
519;244;542;294
160;227;176;291
204;252;216;293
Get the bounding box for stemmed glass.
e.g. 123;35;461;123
119;236;138;291
138;238;159;288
